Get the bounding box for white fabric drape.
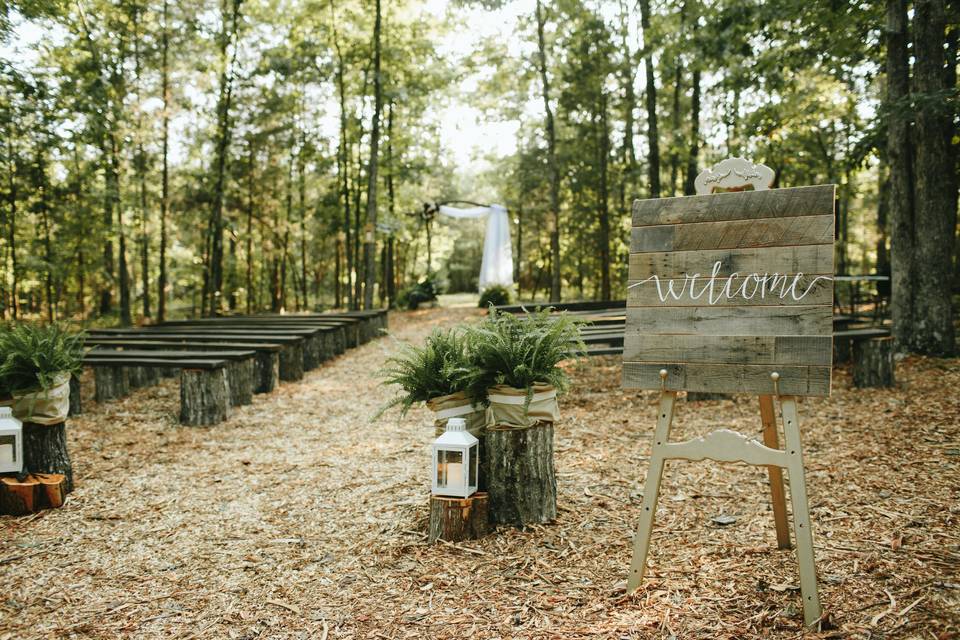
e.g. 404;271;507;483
437;203;514;292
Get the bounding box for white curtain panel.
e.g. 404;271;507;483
437;203;515;292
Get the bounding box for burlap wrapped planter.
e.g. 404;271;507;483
485;383;559;526
426;391;489;492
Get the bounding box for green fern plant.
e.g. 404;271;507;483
377;327;475;418
464;307;585;401
0;323;86;395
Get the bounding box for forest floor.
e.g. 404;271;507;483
1;306;958;640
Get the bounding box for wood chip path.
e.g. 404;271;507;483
1;307;958;639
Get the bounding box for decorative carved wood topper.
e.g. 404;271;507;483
622;164;836;397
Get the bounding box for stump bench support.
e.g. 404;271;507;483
94;366;130;402
254;351;280;393
227;359;255;406
69;374;82;416
180;367;231;426
853;336;895;388
278;343;305;382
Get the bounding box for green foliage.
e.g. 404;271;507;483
0;323;85;395
464;308;585;401
395;275;442;310
377;327;474;418
478;285;511;308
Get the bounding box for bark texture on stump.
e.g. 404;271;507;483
486;422;557;526
834;337;852;364
69;375;82;416
22;421;74;492
332;328;346;354
254;352;280;394
227;359;255;406
853;337;896;388
302;335;322;370
279;343;305;381
128;366;161;389
94;366;130;402
0;473;67;515
180;368;230;426
428;492;490;543
687;392;728;401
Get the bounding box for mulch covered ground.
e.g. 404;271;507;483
1;306;958;639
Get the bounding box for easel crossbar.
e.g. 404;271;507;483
659;429;789;467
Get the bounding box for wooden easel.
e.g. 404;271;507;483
624;159;827;627
627;371;821;626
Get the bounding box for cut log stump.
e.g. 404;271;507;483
180;368;231;426
687;392;728;401
428;492;490;543
279;344;305;382
853;337;895;388
0;473;68;515
128;366;161;389
834;337;852;365
69;374;82;416
486;421;557;526
254;352;280;394
227;359;255;406
23;421;74;492
94;366;129;402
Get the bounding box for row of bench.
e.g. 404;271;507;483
493;300;891;363
76;311;388;426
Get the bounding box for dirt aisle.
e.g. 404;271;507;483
1;307;958;639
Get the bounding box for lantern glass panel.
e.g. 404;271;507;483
437;449;464;488
469;444;478;487
0;435;15;465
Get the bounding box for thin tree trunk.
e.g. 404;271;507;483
331;4;353;311
886;0;917;350
246;141;255;313
158;0;170;323
385;102;397;307
683;68;701;196
536;0;562;302
598;92;612;300
36;150;55;322
911;0;956;354
618;0;637;211
362;0;383;310
298;135;308;310
134;0;150;319
5;131;17;319
638;0;660;197
115;135;132;326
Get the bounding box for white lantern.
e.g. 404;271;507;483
0;406;23;475
431;417;478;498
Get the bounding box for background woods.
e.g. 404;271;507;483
0;0;957;354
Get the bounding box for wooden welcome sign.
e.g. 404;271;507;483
622;159;835;628
623;183;836;396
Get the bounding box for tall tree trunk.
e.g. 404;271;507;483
683;68;701;196
158;0;170;322
114;136;132;326
246;142;255;313
5;132;17;319
352;127;364;308
385;102;397;307
598;92;612;300
363;0;383;310
536;0;562;302
638;0;660;198
618;0;637;212
297;132;308;310
912;0;956;354
887;0;917;350
36;150;54;322
134;0;150;319
876;161;891;279
331;4;353;311
207;0;242;316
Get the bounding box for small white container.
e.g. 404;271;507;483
0;406;23;474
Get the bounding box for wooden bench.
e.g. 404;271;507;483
155;318;356;351
82;357;234;426
833;327;891;364
87;329;308;381
86;339;283;394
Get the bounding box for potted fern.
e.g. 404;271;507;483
0;323;84;490
378;329;489;484
465;308;584;526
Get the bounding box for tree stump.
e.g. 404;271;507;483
180;368;231;426
22;422;74;492
834;336;852;365
227;359;255;406
302;335;322;370
853;337;895;388
254;352;280;394
687;392;728;401
485;421;557;526
331;328;346;355
278;343;305;382
69;374;82;417
94;366;129;402
128;366;160;389
428;492;490;543
0;473;68;515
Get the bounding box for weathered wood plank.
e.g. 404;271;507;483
631;214;834;253
632;184;835;227
622;335;832;366
627;274;833;307
621;362;831;396
628;244;834;279
625;306;832;336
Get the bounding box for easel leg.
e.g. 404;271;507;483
780;396;822;626
627;390;676;592
759;395;791;549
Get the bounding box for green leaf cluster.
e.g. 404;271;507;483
0;323;86;396
478;285;511;308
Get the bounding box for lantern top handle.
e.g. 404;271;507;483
446;417;467;432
